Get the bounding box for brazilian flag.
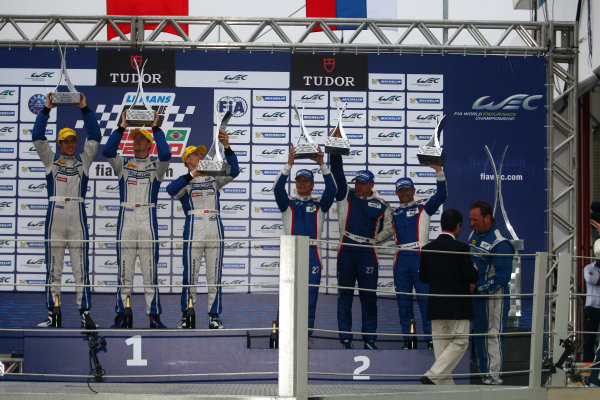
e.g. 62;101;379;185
166;129;188;141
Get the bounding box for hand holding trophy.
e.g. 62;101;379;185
197;110;233;176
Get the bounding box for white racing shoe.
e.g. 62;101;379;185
209;314;224;329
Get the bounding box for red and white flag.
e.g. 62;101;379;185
106;0;189;40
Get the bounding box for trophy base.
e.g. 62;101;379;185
126;109;155;126
325;137;350;155
294;143;319;159
325;145;350;156
417;146;445;165
50;92;80;105
197;160;231;176
417;154;445;165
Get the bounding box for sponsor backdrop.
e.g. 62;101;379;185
0;49;545;309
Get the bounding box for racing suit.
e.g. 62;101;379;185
166;148;239;315
468;223;514;384
392;172;447;342
330;154;393;343
32;106;100;312
273;164;336;332
103;126;171;316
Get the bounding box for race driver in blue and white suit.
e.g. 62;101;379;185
273;145;336;334
33;93;100;329
468;200;514;385
330;154;393;350
392;162;446;349
103;110;171;329
166;130;239;329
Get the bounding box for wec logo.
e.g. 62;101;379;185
30;72;54;78
224;74;247;81
472;94;543;111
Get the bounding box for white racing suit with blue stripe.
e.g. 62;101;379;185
272;163;336;332
468;224;514;384
103;126;171;316
32;106;100;312
330;154;393;343
392;172;447;342
166;149;239;315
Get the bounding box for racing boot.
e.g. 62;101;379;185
111;313;124;329
80;310;98;330
209;313;224;329
149;314;167;329
341;338;353;349
36;310;53;328
364;340;378;350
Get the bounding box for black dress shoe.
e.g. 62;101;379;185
420;375;435;385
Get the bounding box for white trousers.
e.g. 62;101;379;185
425;319;470;385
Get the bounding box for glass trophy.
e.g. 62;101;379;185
325;102;350;155
417;114;447;165
125;58;155;126
197;110;233;176
292;105;319;159
50;41;81;105
484;144;523;328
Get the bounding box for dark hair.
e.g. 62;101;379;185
441;209;463;232
470;200;494;222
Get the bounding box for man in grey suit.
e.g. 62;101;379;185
419;209;478;385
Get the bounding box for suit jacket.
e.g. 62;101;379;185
419;233;478;320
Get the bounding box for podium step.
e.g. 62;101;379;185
9;330;471;384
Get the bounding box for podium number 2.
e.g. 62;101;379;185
126;335;148;366
353;356;370;380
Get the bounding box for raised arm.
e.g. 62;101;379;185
329;153;347;201
424;165;447;216
273;147;294;212
79;94;101;168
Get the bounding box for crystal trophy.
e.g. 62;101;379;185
292;105;319;159
417;114;447;165
197;111;233;176
125;58;155;126
50;41;81;105
484;145;523;328
325;102;350;155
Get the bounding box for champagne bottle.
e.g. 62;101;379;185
409;318;417;349
269;319;278;349
123;294;133;328
185;295;195;329
52;294;61;327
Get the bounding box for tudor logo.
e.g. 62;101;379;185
323;57;335;73
130;55;143;70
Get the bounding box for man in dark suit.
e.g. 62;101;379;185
419;209;478;385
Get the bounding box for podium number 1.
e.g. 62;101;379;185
126;335;148;366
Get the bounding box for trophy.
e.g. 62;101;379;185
484;144;524;328
125;58;155;126
50;41;81;105
417;114;447;165
197;110;233;176
292;105;319;159
325;102;351;155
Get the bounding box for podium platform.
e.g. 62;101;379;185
1;329;472;384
